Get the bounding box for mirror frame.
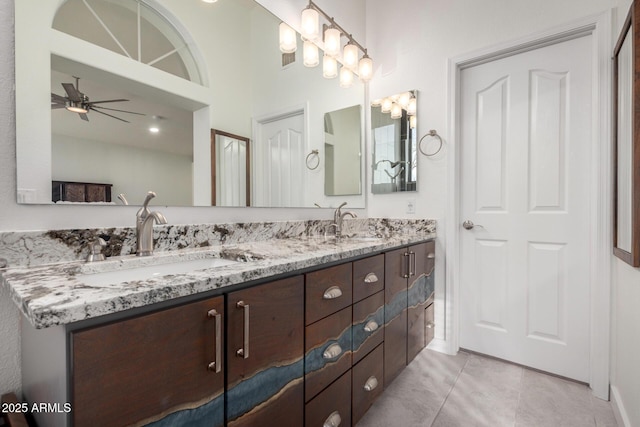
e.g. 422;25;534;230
211;129;251;207
613;0;640;266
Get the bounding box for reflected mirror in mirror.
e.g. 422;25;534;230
15;0;366;208
613;2;640;266
371;91;417;193
324;105;362;197
212;130;250;207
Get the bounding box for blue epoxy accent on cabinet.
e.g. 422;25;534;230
305;324;353;374
146;394;224;427
352;305;385;352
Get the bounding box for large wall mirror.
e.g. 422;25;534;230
613;0;640;266
371;90;417;193
15;0;366;208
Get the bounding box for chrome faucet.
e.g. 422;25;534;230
136;191;168;256
330;202;357;239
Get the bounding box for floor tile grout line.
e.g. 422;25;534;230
428;355;470;427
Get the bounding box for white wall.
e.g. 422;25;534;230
364;0;637;425
52;134;193;206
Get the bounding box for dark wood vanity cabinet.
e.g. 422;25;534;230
52;180;112;203
72;296;226;427
226;276;305;427
67;241;435;427
384;241;436;384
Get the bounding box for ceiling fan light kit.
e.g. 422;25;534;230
51;76;144;123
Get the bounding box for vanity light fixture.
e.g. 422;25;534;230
398;92;412;109
324;26;341;57
390;102;402;119
201;0;218;3
149;127;160;134
323;54;338;78
410;115;417;129
407;97;417;115
381;98;393;113
279;23;297;53
339;66;354;88
303;40;320;67
291;1;373;87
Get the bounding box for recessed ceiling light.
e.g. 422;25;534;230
202;0;218;3
149;127;160;134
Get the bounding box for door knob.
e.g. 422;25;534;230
462;220;483;230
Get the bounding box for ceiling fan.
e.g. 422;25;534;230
51;77;145;123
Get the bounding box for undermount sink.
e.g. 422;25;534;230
76;257;239;286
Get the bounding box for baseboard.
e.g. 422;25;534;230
610;385;631;427
426;338;456;355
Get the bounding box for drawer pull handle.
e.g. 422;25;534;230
427;253;435;259
207;309;222;373
426;321;436;329
236;301;249;359
364;376;379;392
323;286;343;300
364;272;379;283
364;320;379;333
323;411;342;427
323;343;343;360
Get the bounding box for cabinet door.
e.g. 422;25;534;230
384;247;409;385
305;369;352;427
226;276;304;427
407;242;436;363
72;296;225;427
306;263;352;325
352;344;384;425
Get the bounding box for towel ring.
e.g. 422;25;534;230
418;130;443;157
306;149;320;170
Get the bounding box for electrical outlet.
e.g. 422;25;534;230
406;199;416;214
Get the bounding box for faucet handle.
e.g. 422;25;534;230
86;238;107;262
136;191;157;220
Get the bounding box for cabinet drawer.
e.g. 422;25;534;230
353;254;384;303
305;306;352;401
352;344;383;425
306;263;353;325
352;291;384;364
425;303;435;346
305;369;352;427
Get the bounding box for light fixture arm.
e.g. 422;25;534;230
307;1;367;55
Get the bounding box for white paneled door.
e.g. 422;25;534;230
459;35;592;381
253;111;305;207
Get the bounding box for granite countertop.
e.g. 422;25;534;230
1;232;435;329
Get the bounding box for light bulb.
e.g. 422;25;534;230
381;98;393;113
398;92;412;109
342;42;359;70
303;40;319;67
279;23;297;53
371;99;383;107
324;27;341;57
390;102;402;119
323;54;337;78
340;66;354;88
407;97;417;116
301;7;319;40
409;115;416;129
358;55;373;82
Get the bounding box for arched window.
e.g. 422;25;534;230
53;0;204;85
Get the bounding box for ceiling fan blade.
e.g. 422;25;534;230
79;113;89;121
91;105;145;116
62;83;82;102
89;107;130;123
89;99;129;104
51;93;67;103
52;104;67;110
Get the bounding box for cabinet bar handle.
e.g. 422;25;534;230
236;301;249;359
323;411;342;427
427;253;435;259
426;322;436;329
364;320;379;333
323;343;343;360
410;251;416;277
364;272;379;283
207;309;222;373
364;376;379;392
403;252;410;278
323;286;343;300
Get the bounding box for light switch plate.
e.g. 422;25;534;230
406;199;416;214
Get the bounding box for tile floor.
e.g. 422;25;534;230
357;349;618;427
